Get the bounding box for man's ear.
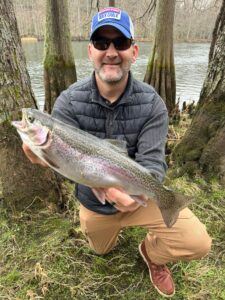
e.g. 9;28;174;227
88;43;93;61
132;44;139;63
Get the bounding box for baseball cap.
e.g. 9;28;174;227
90;7;134;40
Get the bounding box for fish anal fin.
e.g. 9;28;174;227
92;188;106;205
130;195;147;207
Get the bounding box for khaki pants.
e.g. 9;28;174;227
79;200;212;265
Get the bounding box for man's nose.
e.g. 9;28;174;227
105;42;118;57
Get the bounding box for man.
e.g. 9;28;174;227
23;7;211;298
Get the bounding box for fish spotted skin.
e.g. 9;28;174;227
12;108;192;227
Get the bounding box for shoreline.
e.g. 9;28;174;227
20;36;211;44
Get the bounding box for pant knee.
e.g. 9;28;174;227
88;242;116;255
92;248;112;255
186;228;212;260
193;233;212;259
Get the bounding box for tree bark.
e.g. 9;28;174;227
144;0;176;115
109;0;115;6
173;0;225;184
0;0;62;211
44;0;77;114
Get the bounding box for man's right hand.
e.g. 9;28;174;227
22;143;48;167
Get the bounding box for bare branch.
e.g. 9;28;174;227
109;0;115;6
86;0;94;20
192;0;221;12
135;0;156;21
97;0;100;11
83;0;98;27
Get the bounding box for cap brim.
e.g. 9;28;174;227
90;23;132;40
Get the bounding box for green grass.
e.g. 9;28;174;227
0;177;225;299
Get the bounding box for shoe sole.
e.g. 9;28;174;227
138;243;175;298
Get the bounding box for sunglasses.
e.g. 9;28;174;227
92;36;134;51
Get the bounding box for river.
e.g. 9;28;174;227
22;41;210;110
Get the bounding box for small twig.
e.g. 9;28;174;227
22;196;43;213
135;0;156;21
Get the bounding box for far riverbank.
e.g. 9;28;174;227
20;35;212;44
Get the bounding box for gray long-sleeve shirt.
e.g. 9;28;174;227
52;72;168;214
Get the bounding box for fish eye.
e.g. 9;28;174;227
28;115;35;123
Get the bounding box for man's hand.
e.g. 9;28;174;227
22;143;48;167
104;187;148;212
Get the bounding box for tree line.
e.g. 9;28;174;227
13;0;221;42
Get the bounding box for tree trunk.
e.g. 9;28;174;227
0;0;62;211
173;0;225;184
109;0;115;6
44;0;77;114
144;0;176;115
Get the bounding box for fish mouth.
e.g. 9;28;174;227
11;109;28;131
12;108;51;146
11;120;25;130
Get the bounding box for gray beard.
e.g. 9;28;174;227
93;60;132;85
95;68;129;85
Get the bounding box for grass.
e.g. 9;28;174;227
0;176;225;300
1;114;224;299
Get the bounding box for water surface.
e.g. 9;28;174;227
22;41;210;110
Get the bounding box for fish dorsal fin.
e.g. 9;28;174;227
105;139;128;156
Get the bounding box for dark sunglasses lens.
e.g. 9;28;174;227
92;38;133;51
92;40;110;50
114;38;132;50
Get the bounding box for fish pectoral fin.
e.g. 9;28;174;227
91;188;106;205
42;153;60;169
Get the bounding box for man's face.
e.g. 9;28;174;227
88;26;138;84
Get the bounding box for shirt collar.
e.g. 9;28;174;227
90;71;134;109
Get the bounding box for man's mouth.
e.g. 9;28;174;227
102;61;121;65
102;64;121;69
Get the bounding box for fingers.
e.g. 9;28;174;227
95;187;148;212
105;187;135;206
114;201;140;212
104;187;141;212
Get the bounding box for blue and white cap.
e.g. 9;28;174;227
90;7;134;40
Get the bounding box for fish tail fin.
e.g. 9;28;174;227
160;208;180;228
175;192;193;210
160;192;193;228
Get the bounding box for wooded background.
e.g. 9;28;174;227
1;1;225;299
13;0;221;41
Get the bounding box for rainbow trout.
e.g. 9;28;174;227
12;108;192;227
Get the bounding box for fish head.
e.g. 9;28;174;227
11;108;50;147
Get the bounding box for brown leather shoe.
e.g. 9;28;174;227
139;241;175;298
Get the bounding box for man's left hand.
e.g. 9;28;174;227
104;187;148;212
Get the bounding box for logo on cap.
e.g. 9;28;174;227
98;8;121;22
90;7;134;40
